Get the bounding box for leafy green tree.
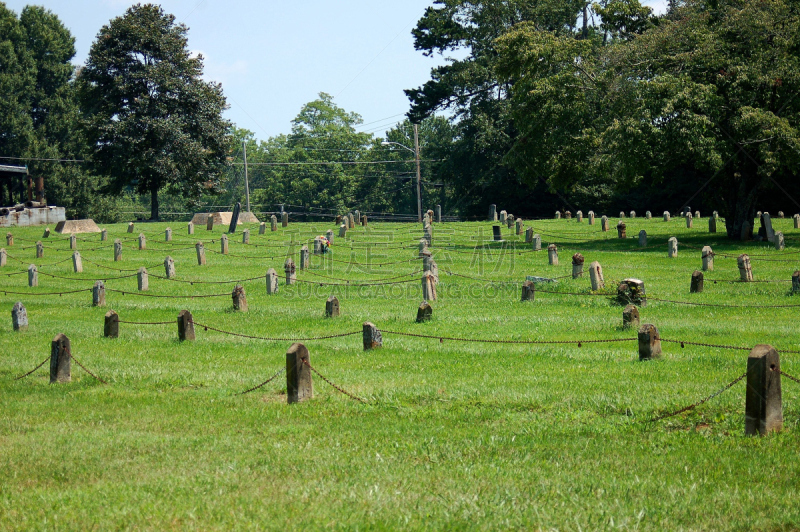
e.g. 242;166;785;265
497;0;800;238
78;4;231;220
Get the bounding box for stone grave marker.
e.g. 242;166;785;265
638;324;661;360
177;310;195;341
50;333;71;383
72;251;82;273
663;211;670;222
0;248;5;267
601;216;609;232
691;270;704;293
686;213;693;229
339;224;347;239
266;268;279;294
492;226;502;242
638;230;647;247
101;229;108;241
36;241;43;259
793;271;800;293
220;234;229;255
138;267;149;291
282;212;289;228
12;302;28;332
70;234;77;250
588;211;595;225
104;310;119;338
775;232;785;251
532;234;541;251
43;227;50;238
114;239;122;262
548;244;558;266
589;261;604;290
521;280;535;302
127;222;134;233
259;222;266;235
622;305;639;330
702;246;714;271
738;254;753;281
363;322;382;350
416;301;433;323
576;211;583;223
572;253;584;279
188;222;194;235
138;233;146;250
229;202;241;233
242;229;250;244
554;211;561;220
617;221;627;239
326;296;340;318
284;258;296;285
646;211;652;219
489;204;497;221
300;246;309;270
164;256;176;279
28;264;37;287
422;272;437;301
196;242;206;265
668;237;678;258
92;281;105;306
709;217;717;233
232;285;247;312
745;345;783;436
286;343;313;404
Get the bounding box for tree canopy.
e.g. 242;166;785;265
78;3;231;220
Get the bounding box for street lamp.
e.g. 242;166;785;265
382;123;422;223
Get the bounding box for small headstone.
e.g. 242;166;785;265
424;224;433;246
69;234;77;250
28;264;38;287
196;242;206;265
92;281;105;306
72;251;82;273
576;211;583;223
36;241;44;259
138;233;146;250
363;322;382;350
554;211;561;220
588;211;595;225
564;211;572;220
638;324;661;360
622;305;639;330
436;205;442;223
521;280;535;302
778;211;785;219
127;222;134;233
229;202;241;233
286;343;313;404
492;226;502;242
738;254;753;282
271;215;278;232
0;248;5;267
548;244;558;266
5;233;12;246
589;261;604;291
281;212;288;228
12;302;28;332
50;333;71;383
138;267;149;291
114;239;122;262
348;213;355;229
104;310;119;338
489;204;497;221
702;246;714;271
794;214;800;229
762;212;775;242
325;295;340;318
164;256;176;279
691;270;704;293
741;221;752;241
646;211;652;219
757;211;762;218
663;211;670;222
220;234;229;255
792;271;800;293
43;227;50;238
618;278;646;306
630;211;636;219
207;215;214;231
416;301;433;323
177;310;195;341
709;217;717;233
339;224;347;239
694;211;700;219
362;215;368;227
165;228;172;242
638;230;647;247
686;213;693;229
300;246;309;270
500;210;508;223
422;272;437;301
284;258;296;285
313;236;323;256
242;229;250;244
515;219;523;235
354;210;360;224
101;229;108;241
616;221;627;239
335;215;342;225
232;284;247;312
188;222;195;235
259;222;266;235
601;216;609;232
525;227;533;243
532;234;541;251
775;231;785;251
266;268;279;294
683;206;691;217
619;211;625;219
326;229;334;245
745;345;783;436
668;237;678;258
572;253;584;279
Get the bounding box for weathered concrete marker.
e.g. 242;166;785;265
286;343;313;404
745;345;782;436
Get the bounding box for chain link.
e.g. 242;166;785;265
303;359;367;403
14;356;50;380
779;370;800;385
236;367;285;396
191;320;361;342
643;372;746;423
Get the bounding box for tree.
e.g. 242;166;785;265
497;0;800;238
78;4;231;220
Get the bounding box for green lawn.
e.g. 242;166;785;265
1;216;799;530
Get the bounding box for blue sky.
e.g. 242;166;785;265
5;0;668;141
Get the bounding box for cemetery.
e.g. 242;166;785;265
2;208;799;529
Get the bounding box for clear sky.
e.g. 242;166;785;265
4;0;668;141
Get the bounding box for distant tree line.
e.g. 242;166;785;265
1;1;797;236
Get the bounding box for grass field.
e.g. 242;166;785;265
2;215;799;530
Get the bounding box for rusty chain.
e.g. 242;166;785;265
779;369;800;385
117;320;175;326
14;356;50;380
190;320;361;342
70;351;108;385
379;329;635;346
643;372;746;423
236;367;285;396
303;359;367;403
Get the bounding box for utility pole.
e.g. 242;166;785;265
243;140;251;213
414;123;422;223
